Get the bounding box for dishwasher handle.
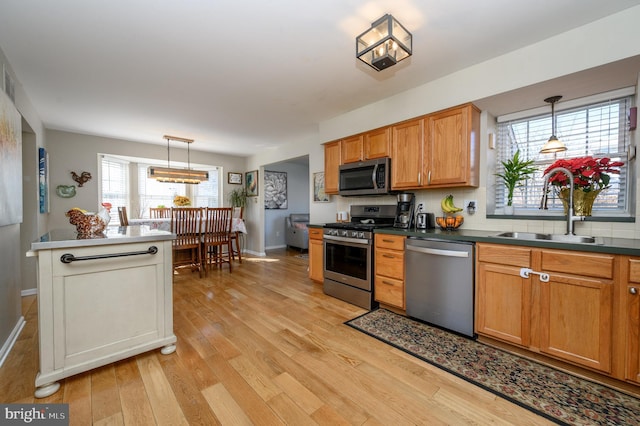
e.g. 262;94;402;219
406;244;469;258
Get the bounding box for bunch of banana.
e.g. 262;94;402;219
440;194;463;214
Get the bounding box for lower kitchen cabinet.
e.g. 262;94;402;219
476;244;532;347
624;257;640;384
374;234;405;309
308;227;324;282
476;243;616;374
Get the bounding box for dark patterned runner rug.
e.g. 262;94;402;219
345;308;640;425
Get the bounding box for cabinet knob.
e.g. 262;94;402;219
631;287;638;295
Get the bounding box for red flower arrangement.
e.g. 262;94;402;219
544;156;624;192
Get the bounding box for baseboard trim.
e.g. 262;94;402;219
0;316;26;368
21;288;36;296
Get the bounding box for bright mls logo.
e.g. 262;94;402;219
1;404;68;425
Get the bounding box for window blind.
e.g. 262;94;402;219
101;156;129;223
495;95;632;215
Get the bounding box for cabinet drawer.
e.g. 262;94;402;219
375;275;404;308
375;234;406;251
477;243;531;267
541;249;614;279
628;258;640;283
309;228;323;240
375;248;404;279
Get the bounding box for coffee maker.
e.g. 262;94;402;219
393;193;415;229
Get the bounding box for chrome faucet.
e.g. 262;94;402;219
539;167;585;235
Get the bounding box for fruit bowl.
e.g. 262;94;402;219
436;215;464;230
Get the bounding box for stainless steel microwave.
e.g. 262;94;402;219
338;157;391;196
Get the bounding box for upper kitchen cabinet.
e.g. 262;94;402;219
424;103;480;188
363;127;391;160
324;140;341;195
391;118;425;189
341;135;364;164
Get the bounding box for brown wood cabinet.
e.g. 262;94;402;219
323;141;341;194
424;103;480;187
476;244;532;347
391;118;424;189
308;227;324;282
476;243;616;374
374;234;406;309
364;127;391;160
390;103;480;190
341;135;364;164
624;257;640;384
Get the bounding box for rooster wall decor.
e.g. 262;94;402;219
71;171;92;187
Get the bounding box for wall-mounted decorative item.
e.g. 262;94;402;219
245;170;258;197
264;170;287;209
313;172;330;202
71;170;92;187
228;172;242;185
38;148;49;213
0;88;22;225
55;185;76;198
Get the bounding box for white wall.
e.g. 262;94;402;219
0;47;46;366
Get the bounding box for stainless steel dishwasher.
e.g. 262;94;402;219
405;238;475;337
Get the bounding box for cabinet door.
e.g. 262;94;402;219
309;238;324;282
539;274;613;372
391;118;424;189
341;135;364;164
364;127;390;160
424;104;480;187
476;262;531;347
626;281;640;383
324;141;341;194
624;258;640;383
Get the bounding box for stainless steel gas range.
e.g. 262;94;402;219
323;205;396;310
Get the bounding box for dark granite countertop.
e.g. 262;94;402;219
375;227;640;256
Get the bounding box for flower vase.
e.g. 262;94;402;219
558;188;601;216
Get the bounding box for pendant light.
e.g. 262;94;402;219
540;95;567;154
147;135;209;184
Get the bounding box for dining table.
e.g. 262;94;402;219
127;217;247;234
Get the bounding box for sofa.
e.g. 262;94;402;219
285;213;310;251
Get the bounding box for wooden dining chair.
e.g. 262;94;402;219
202;207;233;274
230;207;243;263
170;207;203;277
150;207;171;218
117;206;129;226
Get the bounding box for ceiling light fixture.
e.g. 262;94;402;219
356;14;412;71
147;135;209;184
540;95;567;154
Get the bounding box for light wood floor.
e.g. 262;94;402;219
0;248;552;425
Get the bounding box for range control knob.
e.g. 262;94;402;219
341;230;348;237
358;232;366;239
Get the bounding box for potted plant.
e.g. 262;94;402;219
544;156;623;216
228;187;248;208
496;149;536;213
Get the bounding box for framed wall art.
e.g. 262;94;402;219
245;170;258;197
264;170;287;209
228;172;242;185
0;88;22;225
38;147;49;213
313;171;330;202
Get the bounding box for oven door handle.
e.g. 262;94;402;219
323;234;370;245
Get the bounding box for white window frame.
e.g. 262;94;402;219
493;88;634;218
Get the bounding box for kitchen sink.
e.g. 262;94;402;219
494;231;598;244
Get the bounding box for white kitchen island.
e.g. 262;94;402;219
27;226;177;398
